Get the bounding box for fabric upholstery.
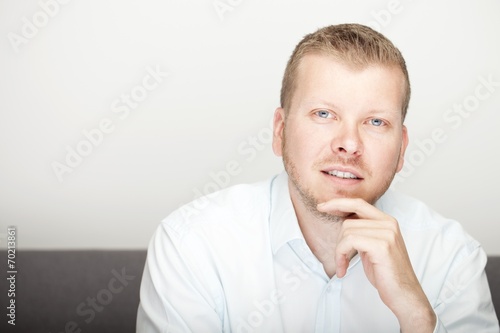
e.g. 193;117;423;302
1;251;498;333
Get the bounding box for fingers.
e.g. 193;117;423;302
335;223;396;278
336;252;352;278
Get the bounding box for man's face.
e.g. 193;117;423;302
273;54;408;221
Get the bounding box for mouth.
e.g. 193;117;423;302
321;168;363;180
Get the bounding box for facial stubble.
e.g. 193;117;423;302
281;122;401;224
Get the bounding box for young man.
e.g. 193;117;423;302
137;24;499;332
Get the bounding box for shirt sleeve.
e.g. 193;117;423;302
136;217;226;333
432;246;499;333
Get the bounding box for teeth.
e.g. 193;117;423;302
328;170;358;179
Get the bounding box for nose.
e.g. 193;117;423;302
331;122;363;156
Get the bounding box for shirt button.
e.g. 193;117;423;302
326;286;332;293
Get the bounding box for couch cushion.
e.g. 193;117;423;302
486;256;500;323
0;250;147;333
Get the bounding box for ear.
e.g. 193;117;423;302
272;107;286;157
396;125;409;172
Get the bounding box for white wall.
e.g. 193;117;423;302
1;0;499;254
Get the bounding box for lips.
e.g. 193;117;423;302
322;167;363;180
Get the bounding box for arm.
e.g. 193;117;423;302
136;220;224;333
433;247;499;333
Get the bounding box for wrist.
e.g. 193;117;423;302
399;304;436;333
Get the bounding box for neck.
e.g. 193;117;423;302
289;183;343;278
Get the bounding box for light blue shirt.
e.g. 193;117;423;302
137;172;499;332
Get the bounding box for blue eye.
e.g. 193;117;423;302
370;118;384;126
316;110;330;118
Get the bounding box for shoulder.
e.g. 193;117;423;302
379;191;492;310
379;189;474;234
160;177;274;239
378;189;481;258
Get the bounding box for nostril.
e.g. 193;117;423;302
334;143;362;155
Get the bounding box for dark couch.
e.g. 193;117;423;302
1;251;498;333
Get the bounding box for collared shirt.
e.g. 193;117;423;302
137;172;499;333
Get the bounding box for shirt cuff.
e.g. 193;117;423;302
432;312;446;333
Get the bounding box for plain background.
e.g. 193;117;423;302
0;0;499;254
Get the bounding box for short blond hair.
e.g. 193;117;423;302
280;23;411;120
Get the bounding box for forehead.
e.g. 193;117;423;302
291;54;406;115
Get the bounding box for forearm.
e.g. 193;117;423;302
397;301;436;333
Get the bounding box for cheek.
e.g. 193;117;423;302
284;125;324;164
362;136;400;161
290;127;325;153
369;141;402;171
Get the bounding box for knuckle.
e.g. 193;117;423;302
341;232;356;244
387;230;398;244
378;238;391;253
354;198;364;206
385;218;399;231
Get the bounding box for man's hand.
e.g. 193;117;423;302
317;198;436;333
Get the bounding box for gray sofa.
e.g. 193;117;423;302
1;251;498;332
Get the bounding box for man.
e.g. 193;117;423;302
137;24;499;332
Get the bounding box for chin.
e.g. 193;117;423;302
322;188;362;200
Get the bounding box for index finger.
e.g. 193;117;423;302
317;197;388;220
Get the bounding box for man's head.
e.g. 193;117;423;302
272;24;410;222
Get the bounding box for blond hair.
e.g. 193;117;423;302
280;23;410;120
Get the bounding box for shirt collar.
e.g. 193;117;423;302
269;171;304;254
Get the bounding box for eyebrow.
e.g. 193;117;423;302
365;108;402;119
300;99;342;111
